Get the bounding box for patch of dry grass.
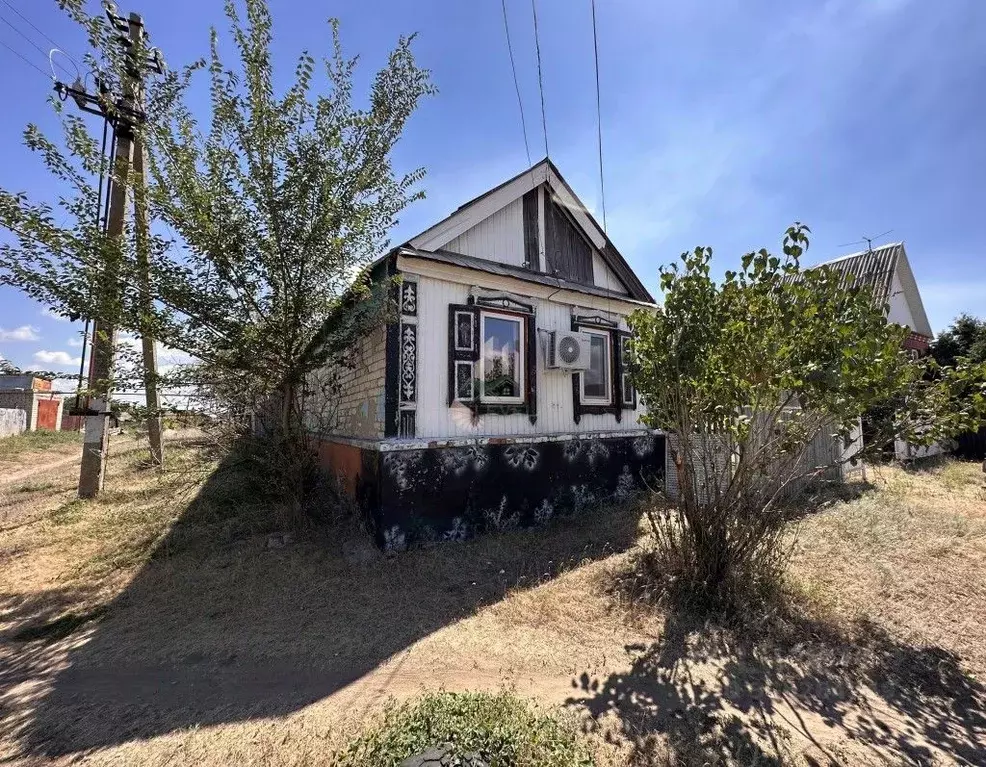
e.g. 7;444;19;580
0;453;984;766
791;461;986;671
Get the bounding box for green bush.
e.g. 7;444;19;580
334;691;593;767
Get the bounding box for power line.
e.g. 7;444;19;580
500;0;532;169
530;0;548;158
0;37;51;80
0;0;79;66
0;13;70;79
590;0;606;232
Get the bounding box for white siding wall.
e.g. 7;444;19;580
592;251;628;294
887;271;915;330
410;272;648;439
445;198;527;267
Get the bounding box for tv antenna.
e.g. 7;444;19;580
838;229;894;253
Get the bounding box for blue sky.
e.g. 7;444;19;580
1;0;984;382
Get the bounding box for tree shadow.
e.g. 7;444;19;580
4;444;644;760
568;606;986;765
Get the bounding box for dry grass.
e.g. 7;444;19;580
0;449;984;766
0;428;81;467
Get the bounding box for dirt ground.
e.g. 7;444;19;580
0;437;984;766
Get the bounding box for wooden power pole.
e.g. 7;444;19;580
75;7;164;496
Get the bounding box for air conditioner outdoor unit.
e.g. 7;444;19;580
546;330;592;370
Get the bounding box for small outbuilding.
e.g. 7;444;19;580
0;375;64;432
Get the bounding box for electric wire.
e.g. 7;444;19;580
0;37;50;80
530;0;548;158
590;0;606;232
500;0;532;169
0;0;80;71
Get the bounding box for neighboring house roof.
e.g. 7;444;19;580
406;158;655;303
810;242;933;338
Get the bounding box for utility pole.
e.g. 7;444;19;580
67;4;165;496
133;129;163;466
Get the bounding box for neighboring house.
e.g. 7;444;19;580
814;242;934;355
311;160;665;549
0;375;63;432
812;242;938;461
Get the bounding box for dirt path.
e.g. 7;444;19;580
0;451;85;487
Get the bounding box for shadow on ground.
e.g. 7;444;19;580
568;607;986;765
4;443;643;760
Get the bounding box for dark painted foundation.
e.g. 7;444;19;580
326;434;665;551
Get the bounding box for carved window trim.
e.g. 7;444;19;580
400;280;418;316
454;311;474;352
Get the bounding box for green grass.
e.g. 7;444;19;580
335;691;594;767
0;429;80;459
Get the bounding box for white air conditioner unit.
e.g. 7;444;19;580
546;330;592;370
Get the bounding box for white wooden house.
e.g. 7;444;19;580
812;243;939;461
311;160;664;549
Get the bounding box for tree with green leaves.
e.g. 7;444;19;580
931;314;986;368
628;225;986;612
0;0;433;518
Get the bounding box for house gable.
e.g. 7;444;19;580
408;160;652;302
814;243;933;338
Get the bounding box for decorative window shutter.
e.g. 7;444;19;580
618;331;637;410
448;304;479;405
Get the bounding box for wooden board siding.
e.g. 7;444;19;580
592;251;628;294
445;197;526;268
522;189;539;271
545;198;593;283
407;270;648;439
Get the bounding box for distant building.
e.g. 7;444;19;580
0;375;63;431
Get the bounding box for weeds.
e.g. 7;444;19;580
335;691;593;767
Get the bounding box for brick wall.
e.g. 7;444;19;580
0;391;38;430
306;325;387;439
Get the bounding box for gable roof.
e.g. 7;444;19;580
812;242;933;338
407;159;655;303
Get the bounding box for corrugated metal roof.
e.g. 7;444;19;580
814;242;902;306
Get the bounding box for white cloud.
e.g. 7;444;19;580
0;325;41;342
32;350;83;368
67;336;85;348
40;307;72;322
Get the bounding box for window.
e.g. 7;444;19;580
449;304;529;408
480;312;524;403
581;329;611;404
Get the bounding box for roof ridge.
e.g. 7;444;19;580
812;241;903;267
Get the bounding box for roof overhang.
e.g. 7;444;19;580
397;246;657;312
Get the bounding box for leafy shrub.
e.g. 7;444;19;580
334;691;593;767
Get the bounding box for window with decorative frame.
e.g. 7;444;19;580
447;297;538;423
570;317;636;423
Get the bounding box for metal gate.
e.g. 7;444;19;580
36;399;59;430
